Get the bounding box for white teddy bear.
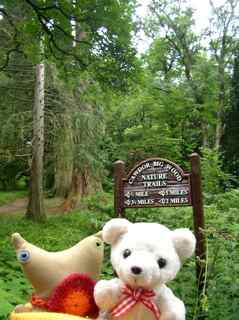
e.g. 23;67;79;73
94;218;196;320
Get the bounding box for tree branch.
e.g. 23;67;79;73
24;0;91;45
0;8;15;26
24;0;85;24
0;44;22;72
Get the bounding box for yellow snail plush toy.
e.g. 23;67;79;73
10;232;104;320
11;312;87;320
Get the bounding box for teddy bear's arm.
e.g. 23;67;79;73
155;285;185;320
94;278;124;312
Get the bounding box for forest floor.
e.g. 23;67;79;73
0;193;63;215
0;189;239;320
0;198;28;214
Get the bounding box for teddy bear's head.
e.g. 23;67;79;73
103;218;196;290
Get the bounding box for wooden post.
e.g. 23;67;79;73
190;153;207;296
114;160;126;217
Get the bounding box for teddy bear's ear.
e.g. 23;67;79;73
171;228;196;260
103;218;132;245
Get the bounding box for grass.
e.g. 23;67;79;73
0;191;27;206
0;190;238;320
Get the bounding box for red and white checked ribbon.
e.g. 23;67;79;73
110;285;161;319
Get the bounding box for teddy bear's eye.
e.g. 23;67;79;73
123;249;131;259
158;258;167;268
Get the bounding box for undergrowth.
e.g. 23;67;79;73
0;189;238;319
0;191;27;206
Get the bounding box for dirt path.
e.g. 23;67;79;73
0;197;65;215
0;198;28;214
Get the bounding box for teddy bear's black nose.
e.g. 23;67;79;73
131;266;142;275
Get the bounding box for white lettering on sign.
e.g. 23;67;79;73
129;162;152;184
169;198;181;204
158;188;189;197
128;160;183;185
158;198;170;204
125;199;154;206
153;161;164;167
142;173;167;181
164;164;182;181
125;191;149;198
159;197;189;205
137;199;154;205
135;191;148;197
170;167;182;181
125;192;131;198
143;181;167;188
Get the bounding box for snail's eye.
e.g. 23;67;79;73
157;258;167;269
17;250;30;263
123;249;131;259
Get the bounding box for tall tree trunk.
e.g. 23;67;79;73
26;63;46;222
202;122;209;148
215;112;223;150
54;114;74;197
57;17;102;212
215;61;226;150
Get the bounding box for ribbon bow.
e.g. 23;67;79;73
110;285;161;319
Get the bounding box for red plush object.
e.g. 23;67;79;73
31;273;99;319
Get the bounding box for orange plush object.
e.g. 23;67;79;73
32;273;99;318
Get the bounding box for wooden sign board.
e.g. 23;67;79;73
123;158;191;208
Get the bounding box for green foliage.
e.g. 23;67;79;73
0;52;34;192
201;147;231;196
0;0;138;196
81;192;114;216
1;0;138;89
0;190;27;206
222;48;239;181
204;204;239;320
104;74;191;171
0;189;239;319
0;0;239;317
215;189;239;211
0;160;28;191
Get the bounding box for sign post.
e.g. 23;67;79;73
114;160;126;217
113;154;206;304
190;153;206;296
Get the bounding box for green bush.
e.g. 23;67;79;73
0;160;28;191
201;148;232;196
215;188;239;211
0;190;238;319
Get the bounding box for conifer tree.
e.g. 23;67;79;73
222;48;239;180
